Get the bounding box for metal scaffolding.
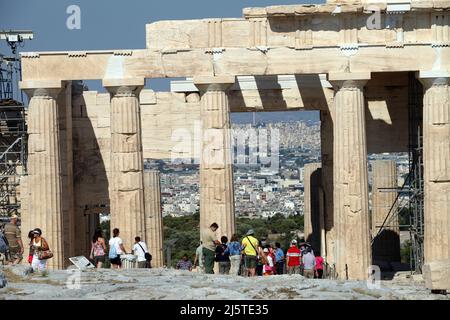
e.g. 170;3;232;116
370;72;424;274
0;30;32;218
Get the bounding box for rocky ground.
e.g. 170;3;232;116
0;265;448;300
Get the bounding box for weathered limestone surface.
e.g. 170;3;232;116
20;80;65;269
194;76;236;239
330;72;371;280
104;79;146;247
371;160;400;264
423;259;450;292
303;163;322;253
420;73;450;264
144;171;164;268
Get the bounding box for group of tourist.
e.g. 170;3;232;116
0;215;153;273
91;228;152;269
2;216;324;279
182;222;325;278
0;215;52;274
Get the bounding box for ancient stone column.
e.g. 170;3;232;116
328;72;371;280
144;170;164;267
320;108;335;265
419;72;450;265
193;76;236;239
20;80;65;269
303;163;322;253
104;78;146;249
371;160;400;264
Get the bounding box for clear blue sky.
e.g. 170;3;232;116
1;0;322;120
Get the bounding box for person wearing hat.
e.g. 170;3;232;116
241;229;260;277
4;214;23;265
286;239;301;275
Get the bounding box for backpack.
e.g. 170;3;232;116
0;232;8;254
108;241;118;259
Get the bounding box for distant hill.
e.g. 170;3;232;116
231;111;320;124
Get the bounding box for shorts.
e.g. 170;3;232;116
94;255;105;265
109;255;122;266
244;255;257;269
8;247;23;262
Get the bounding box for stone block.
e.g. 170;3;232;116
423;260;450;292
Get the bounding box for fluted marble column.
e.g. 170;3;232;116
371;160;400;263
104;78;146;248
193;76;236;239
419;72;450;264
144;170;164;267
329;72;371;280
320;108;335;265
303;163;322;253
21;80;65;269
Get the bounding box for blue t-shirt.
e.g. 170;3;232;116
224;241;242;256
275;248;285;262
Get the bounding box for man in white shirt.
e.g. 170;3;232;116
132;236;149;268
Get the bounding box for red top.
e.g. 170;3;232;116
286;246;301;266
315;256;324;270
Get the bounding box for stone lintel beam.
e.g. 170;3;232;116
21;46;449;82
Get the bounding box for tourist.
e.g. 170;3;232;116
241;229;259;277
200;222;221;274
176;254;193;271
255;241;265;277
263;248;274;276
286;239;301;275
132;236;150;268
274;242;285;275
30;228;51;274
224;234;242;276
193;241;204;273
108;228;126;269
4;214;24;265
302;248;316;279
215;236;231;275
0;228;7;265
27;230;34;264
90;229;106;268
314;252;324;279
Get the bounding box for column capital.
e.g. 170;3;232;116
417;71;450;88
103;78;145;96
193;75;235;92
19;80;63;99
327;72;371;90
